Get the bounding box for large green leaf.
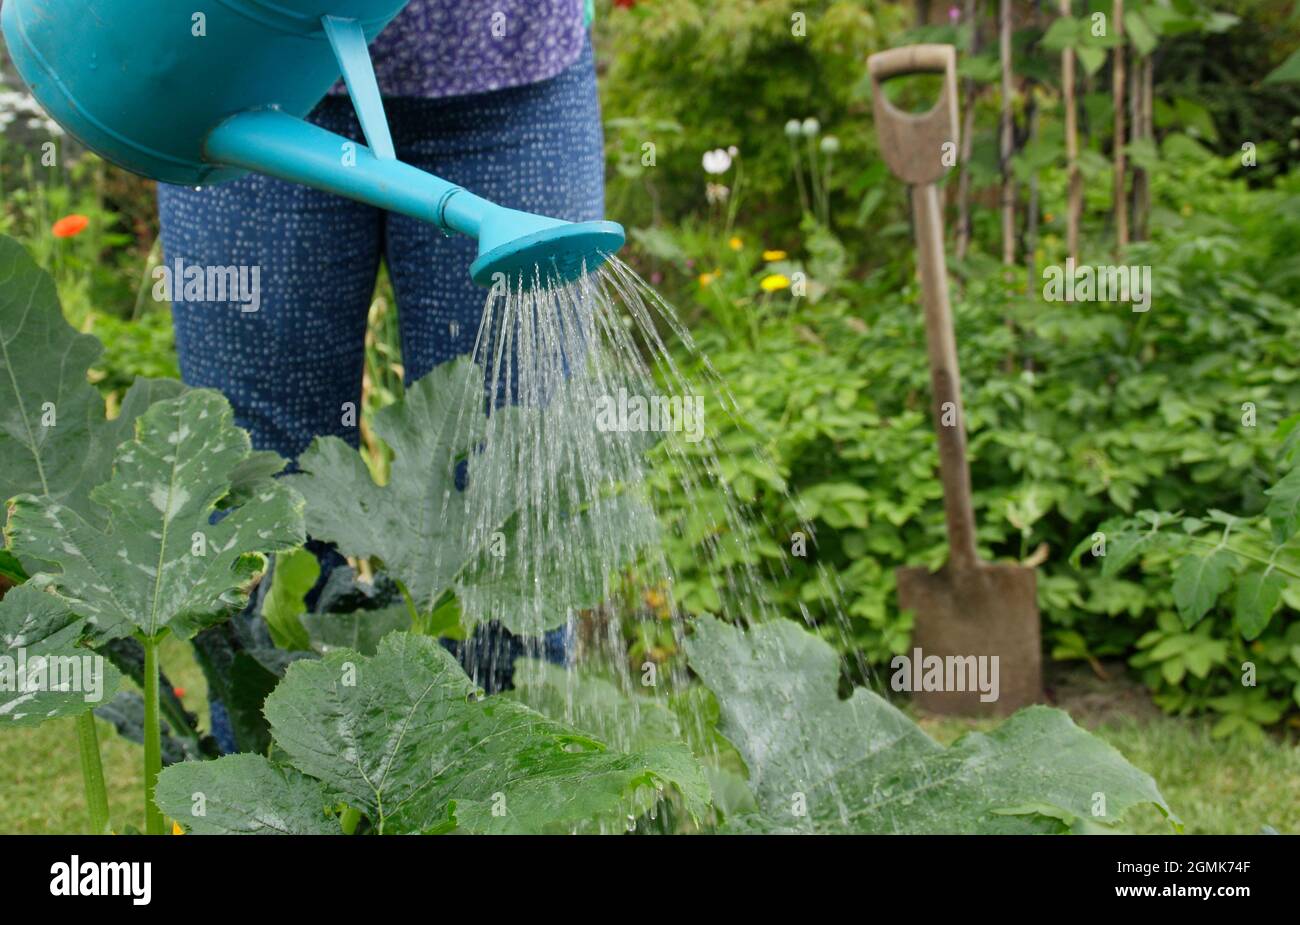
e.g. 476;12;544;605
291;359;654;635
0;237;185;525
685;616;1177;834
289;357;485;615
0;584;120;726
158;632;709;834
0;237;107;516
6;390;305;641
156;754;338;834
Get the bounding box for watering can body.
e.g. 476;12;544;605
2;0;405;185
2;0;624;285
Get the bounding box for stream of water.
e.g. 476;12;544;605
433;256;872;830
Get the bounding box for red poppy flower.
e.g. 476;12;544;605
51;214;89;238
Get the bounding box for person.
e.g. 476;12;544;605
158;1;602;749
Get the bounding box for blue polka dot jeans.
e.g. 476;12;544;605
161;41;602;748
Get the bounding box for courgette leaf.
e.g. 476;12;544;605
289;358;484;616
6;390;304;642
0;583;120;725
0;237;185;531
685;616;1179;834
158;632;709;834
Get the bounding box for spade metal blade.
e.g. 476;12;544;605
895;562;1042;716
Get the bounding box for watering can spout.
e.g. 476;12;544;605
206;110;623;288
206;110;468;233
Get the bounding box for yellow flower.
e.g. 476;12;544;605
728;236;743;250
698;271;717;287
762;249;787;261
172;821;185;835
760;274;791;292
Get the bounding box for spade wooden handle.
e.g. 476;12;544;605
868;44;978;571
911;183;979;572
867;44;959;187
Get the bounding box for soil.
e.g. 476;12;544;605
1042;659;1164;727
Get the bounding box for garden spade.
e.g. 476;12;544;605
868;44;1042;715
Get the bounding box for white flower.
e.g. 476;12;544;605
820;135;840;154
705;182;730;204
784;119;802;138
727;145;738;157
801;117;820;137
702;148;732;174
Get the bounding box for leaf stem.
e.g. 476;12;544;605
395;579;422;633
340;805;362;835
75;711;111;834
1183;535;1300;581
142;636;165;835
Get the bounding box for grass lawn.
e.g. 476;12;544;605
3;644;1296;835
919;713;1300;835
4;635;209;835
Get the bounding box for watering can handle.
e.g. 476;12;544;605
867;44;959;187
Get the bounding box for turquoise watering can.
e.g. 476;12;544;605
1;0;624;285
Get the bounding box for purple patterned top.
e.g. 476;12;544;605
330;0;588;99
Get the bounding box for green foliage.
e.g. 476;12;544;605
0;235;122;522
261;548;319;652
598;0;906;248
0;235;185;571
7;390;305;644
686;616;1178;833
1078;424;1300;735
157;632;710;834
644;147;1300;734
0;584;120;726
289;358;484;619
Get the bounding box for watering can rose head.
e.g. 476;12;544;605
467;206;625;289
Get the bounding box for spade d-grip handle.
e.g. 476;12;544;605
867;44;959;187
